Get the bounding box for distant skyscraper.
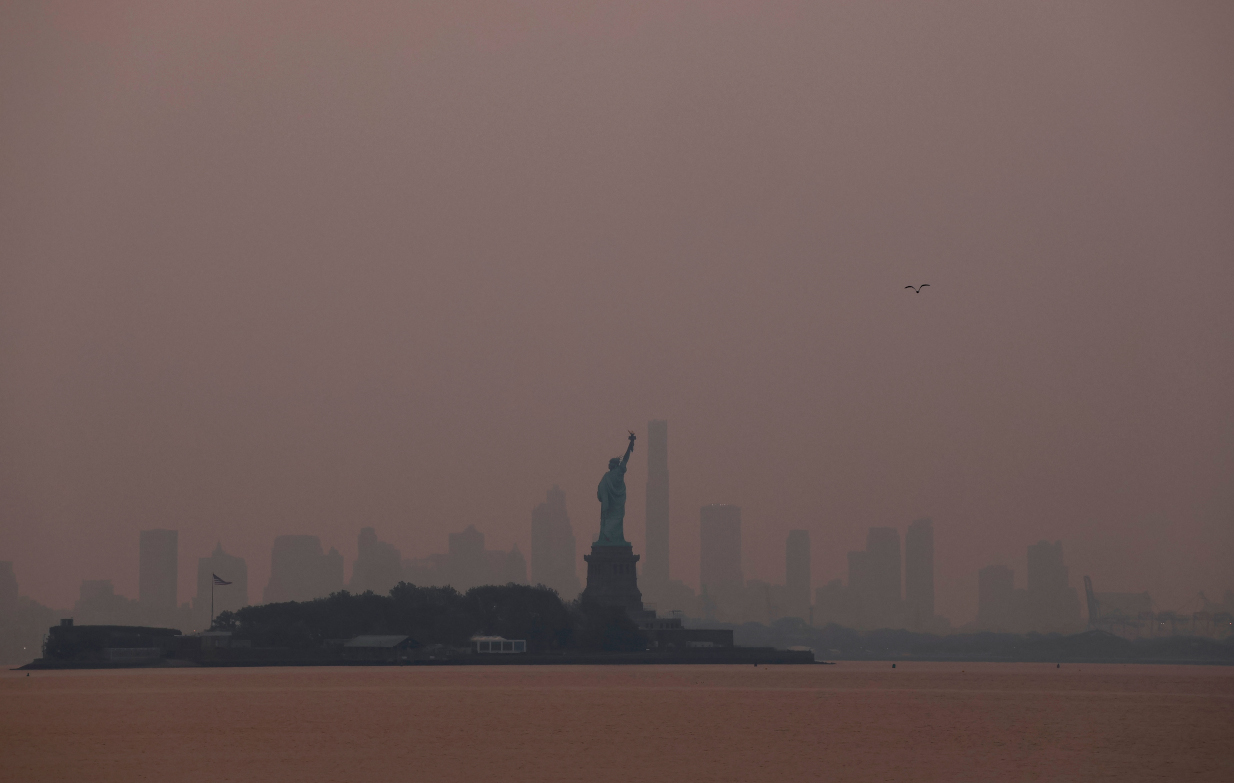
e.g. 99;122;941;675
644;420;670;593
978;564;1016;629
785;530;811;621
193;542;247;629
530;486;581;598
865;527;902;628
263;535;344;603
139;529;178;610
846;549;872;623
700;504;743;605
904;518;934;627
448;524;487;590
1026;540;1081;631
350;527;403;595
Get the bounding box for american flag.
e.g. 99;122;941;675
212;574;232;586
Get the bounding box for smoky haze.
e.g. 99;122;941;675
2;1;1231;623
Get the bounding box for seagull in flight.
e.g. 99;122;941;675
905;284;930;293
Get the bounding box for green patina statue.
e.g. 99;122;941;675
596;431;636;546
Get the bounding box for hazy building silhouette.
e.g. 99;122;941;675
0;566;62;666
349;527;403;595
401;554;440;587
840;527;905;629
263;535;344;603
530;486;581;599
814;579;858;628
448;524;487;589
977;564;1018;629
1088;586;1153;632
845;549;872;623
1026;540;1081;631
974;545;1082;634
643;420;670;594
905;518;935;629
0;561;17;616
402;525;527;591
74;579;139;625
639;423;697;614
700;504;742;620
865;527;902;628
739;579;777;625
486;543;528;586
192;542;247;628
651;579;701;618
139;529;178;610
784;530;811;622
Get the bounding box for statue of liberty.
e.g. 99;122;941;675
596;431;636;546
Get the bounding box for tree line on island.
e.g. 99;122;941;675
31;582;1234;665
212;583;648;653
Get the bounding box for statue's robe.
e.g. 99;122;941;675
596;463;629;545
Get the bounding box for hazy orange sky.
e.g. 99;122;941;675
2;1;1231;622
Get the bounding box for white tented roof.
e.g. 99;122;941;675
345;635;411;648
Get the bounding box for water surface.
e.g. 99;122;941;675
3;662;1231;782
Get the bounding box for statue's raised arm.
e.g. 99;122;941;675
621;430;636;467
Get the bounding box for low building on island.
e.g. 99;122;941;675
343;635;419;662
472;636;527;654
41;619;182;664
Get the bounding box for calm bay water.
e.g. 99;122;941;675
2;662;1231;782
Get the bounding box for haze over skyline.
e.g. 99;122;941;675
2;1;1232;621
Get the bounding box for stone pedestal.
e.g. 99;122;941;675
581;544;644;614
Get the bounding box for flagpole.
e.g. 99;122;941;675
211;578;214;631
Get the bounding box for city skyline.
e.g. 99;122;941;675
4;502;1228;646
6;397;1227;622
0;475;1224;627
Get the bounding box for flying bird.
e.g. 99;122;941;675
905;284;930;293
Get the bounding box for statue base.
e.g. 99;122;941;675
581;544;644;614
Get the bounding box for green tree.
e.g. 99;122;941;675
574;601;647;652
466;584;574;651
